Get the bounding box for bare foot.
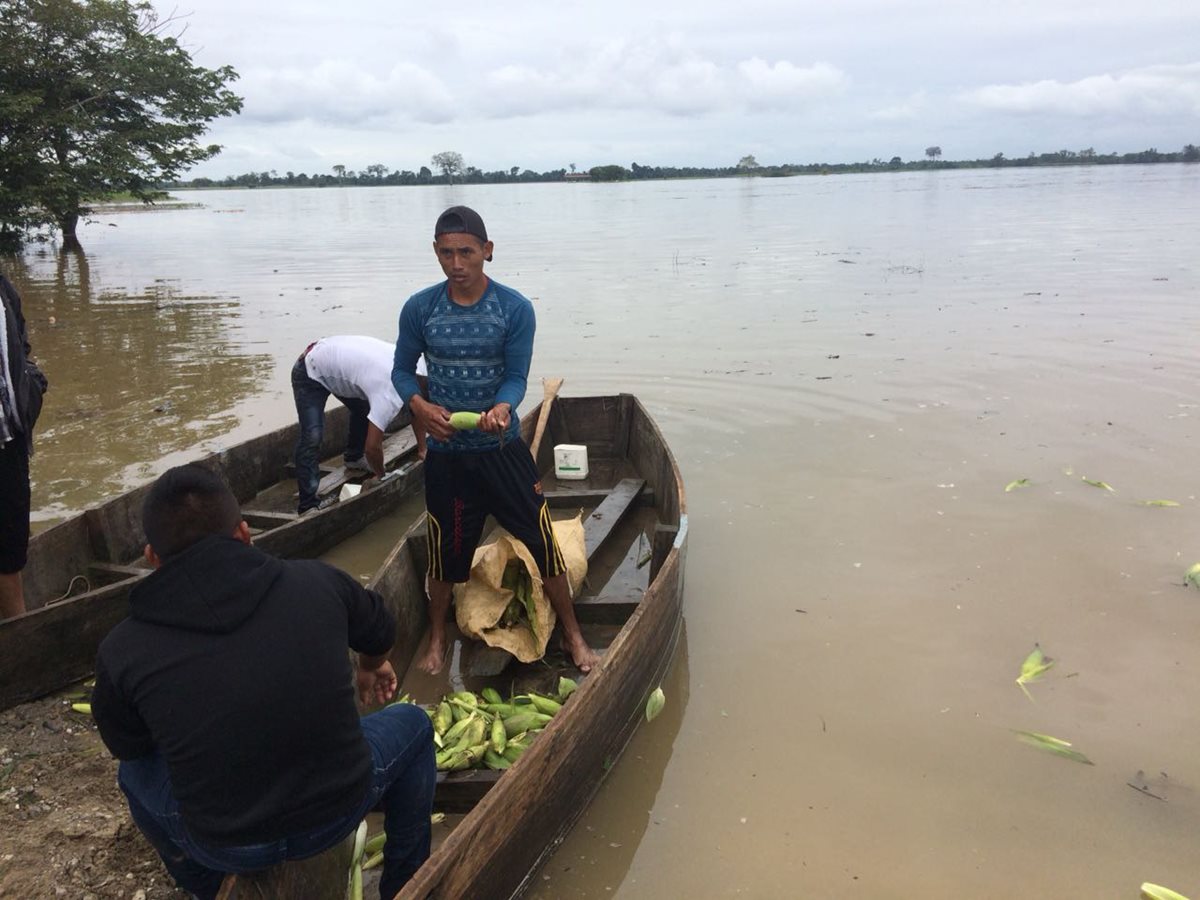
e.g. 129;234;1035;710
561;634;601;674
416;634;447;674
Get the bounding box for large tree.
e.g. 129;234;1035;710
0;0;242;250
430;151;464;182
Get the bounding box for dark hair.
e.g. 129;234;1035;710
142;463;241;559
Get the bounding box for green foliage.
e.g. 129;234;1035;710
160;142;1200;197
588;164;629;182
0;0;242;248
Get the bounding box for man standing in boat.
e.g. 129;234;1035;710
1;272;49;620
92;463;435;899
291;335;426;515
391;205;599;674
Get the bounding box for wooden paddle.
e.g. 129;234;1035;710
528;377;563;461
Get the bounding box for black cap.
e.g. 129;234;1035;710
434;206;488;243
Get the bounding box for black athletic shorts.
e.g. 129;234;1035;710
0;438;31;574
423;437;566;584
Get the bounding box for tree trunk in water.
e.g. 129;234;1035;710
59;212;82;252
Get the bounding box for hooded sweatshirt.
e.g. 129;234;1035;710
92;535;396;847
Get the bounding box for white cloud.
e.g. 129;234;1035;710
240;60;455;125
483;35;847;118
961;62;1200;117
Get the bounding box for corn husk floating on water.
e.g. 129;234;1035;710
1004;478;1031;492
1141;884;1191;900
1140;499;1181;507
645;686;666;722
1081;476;1115;492
1015;644;1055;702
1013;730;1094;766
1184;563;1200;589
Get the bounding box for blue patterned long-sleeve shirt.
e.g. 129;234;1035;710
392;278;534;453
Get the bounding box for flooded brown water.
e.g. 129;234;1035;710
6;166;1200;896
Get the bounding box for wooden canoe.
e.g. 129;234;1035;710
373;393;688;899
0;405;426;711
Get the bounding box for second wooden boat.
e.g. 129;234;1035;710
1;406;425;711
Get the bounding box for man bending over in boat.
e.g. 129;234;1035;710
292;334;427;515
91;463;435;900
392;205;600;675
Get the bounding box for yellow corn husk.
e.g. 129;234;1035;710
433;701;454;735
447;742;488;771
71;702;92;715
557;677;578;702
446;715;487;755
502;710;552;737
364;832;386;857
442;712;476;746
450;691;479;707
525;693;562;716
352;820;368;864
484;749;511;770
362;851;384;871
490;717;507;754
502;742;528;763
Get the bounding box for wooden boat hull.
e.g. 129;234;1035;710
372;394;687;899
1;406;424;711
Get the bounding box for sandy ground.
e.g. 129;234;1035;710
0;691;186;899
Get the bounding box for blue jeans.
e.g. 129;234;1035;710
117;704;435;900
292;354;371;513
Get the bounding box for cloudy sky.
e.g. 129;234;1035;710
174;0;1200;179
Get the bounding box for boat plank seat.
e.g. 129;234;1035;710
241;509;299;531
573;591;641;625
582;478;646;560
87;562;149;578
215;829;356;900
543;485;655;509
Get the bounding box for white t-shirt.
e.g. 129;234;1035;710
304;336;426;431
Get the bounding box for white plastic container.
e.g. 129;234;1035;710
553;444;589;480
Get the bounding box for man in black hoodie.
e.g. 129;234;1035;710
92;464;435;900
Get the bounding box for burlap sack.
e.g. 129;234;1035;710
454;515;587;662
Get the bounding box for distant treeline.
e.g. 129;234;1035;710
171;144;1199;190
